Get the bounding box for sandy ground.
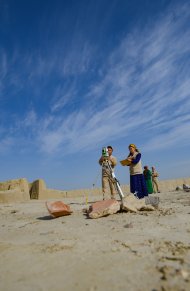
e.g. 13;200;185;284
0;191;190;291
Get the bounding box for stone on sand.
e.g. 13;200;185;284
183;184;190;192
88;199;120;219
122;194;155;213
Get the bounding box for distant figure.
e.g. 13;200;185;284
151;166;160;193
143;166;153;194
126;144;148;199
99;146;117;200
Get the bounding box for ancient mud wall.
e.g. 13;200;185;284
0;177;190;203
30;179;67;200
158;177;190;191
63;177;190;199
0;178;30;203
0;178;68;202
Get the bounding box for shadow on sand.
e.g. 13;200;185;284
36;215;53;220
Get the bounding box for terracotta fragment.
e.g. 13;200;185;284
46;201;72;218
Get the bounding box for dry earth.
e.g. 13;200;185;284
0;191;190;291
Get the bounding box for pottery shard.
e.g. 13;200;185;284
121;194;155;213
88;199;120;219
46;201;72;218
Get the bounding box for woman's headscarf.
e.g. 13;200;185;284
128;143;136;150
128;143;139;152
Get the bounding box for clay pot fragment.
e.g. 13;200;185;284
46;201;72;218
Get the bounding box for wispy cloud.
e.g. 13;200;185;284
143;121;190;151
50;81;77;113
1;1;190;157
39;1;190;155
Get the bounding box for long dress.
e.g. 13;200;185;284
143;169;153;194
129;153;148;199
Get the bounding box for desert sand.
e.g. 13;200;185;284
0;190;190;291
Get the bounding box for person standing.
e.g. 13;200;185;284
151;166;160;193
143;166;153;194
99;146;117;200
126;144;148;199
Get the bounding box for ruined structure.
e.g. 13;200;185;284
0;178;30;203
0;178;67;203
0;177;190;203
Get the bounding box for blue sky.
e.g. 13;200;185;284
0;0;190;190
